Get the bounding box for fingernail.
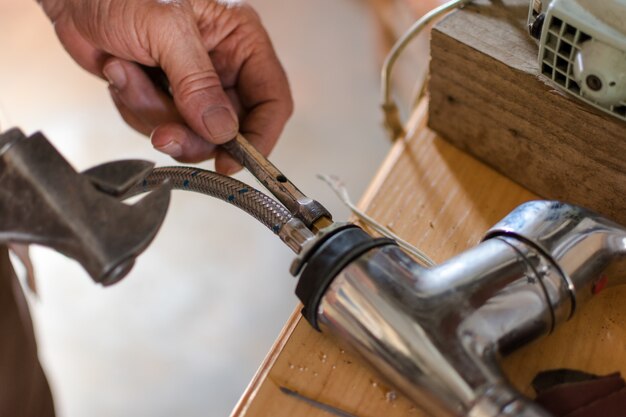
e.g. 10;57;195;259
103;62;127;89
203;107;238;143
155;141;183;158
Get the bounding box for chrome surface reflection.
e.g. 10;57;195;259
315;201;626;417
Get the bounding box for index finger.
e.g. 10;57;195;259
233;38;294;157
214;45;293;174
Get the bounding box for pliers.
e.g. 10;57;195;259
0;128;170;285
141;65;334;233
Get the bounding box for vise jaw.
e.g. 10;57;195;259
0;129;170;285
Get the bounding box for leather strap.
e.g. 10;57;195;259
0;246;55;417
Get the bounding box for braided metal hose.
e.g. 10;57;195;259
127;167;294;234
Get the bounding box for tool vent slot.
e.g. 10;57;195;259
539;15;626;122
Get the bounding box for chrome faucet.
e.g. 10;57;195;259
293;201;626;417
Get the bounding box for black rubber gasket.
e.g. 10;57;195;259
295;226;396;330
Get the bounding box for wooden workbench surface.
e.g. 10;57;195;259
231;102;626;417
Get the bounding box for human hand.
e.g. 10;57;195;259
39;0;293;174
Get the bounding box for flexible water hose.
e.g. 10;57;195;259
127;166;294;234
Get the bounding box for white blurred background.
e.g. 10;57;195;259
0;1;389;416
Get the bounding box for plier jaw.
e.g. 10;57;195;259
0;129;171;285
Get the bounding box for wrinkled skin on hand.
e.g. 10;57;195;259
39;0;293;173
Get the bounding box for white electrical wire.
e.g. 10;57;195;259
318;174;436;267
381;0;474;141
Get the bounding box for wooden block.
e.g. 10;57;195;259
234;101;626;416
428;0;626;225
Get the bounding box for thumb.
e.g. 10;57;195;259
157;26;238;144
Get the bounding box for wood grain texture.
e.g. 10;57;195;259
233;101;626;416
428;0;626;226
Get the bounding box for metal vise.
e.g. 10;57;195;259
294;201;626;416
0;129;170;285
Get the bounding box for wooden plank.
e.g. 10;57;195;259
428;0;626;226
233;100;626;416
